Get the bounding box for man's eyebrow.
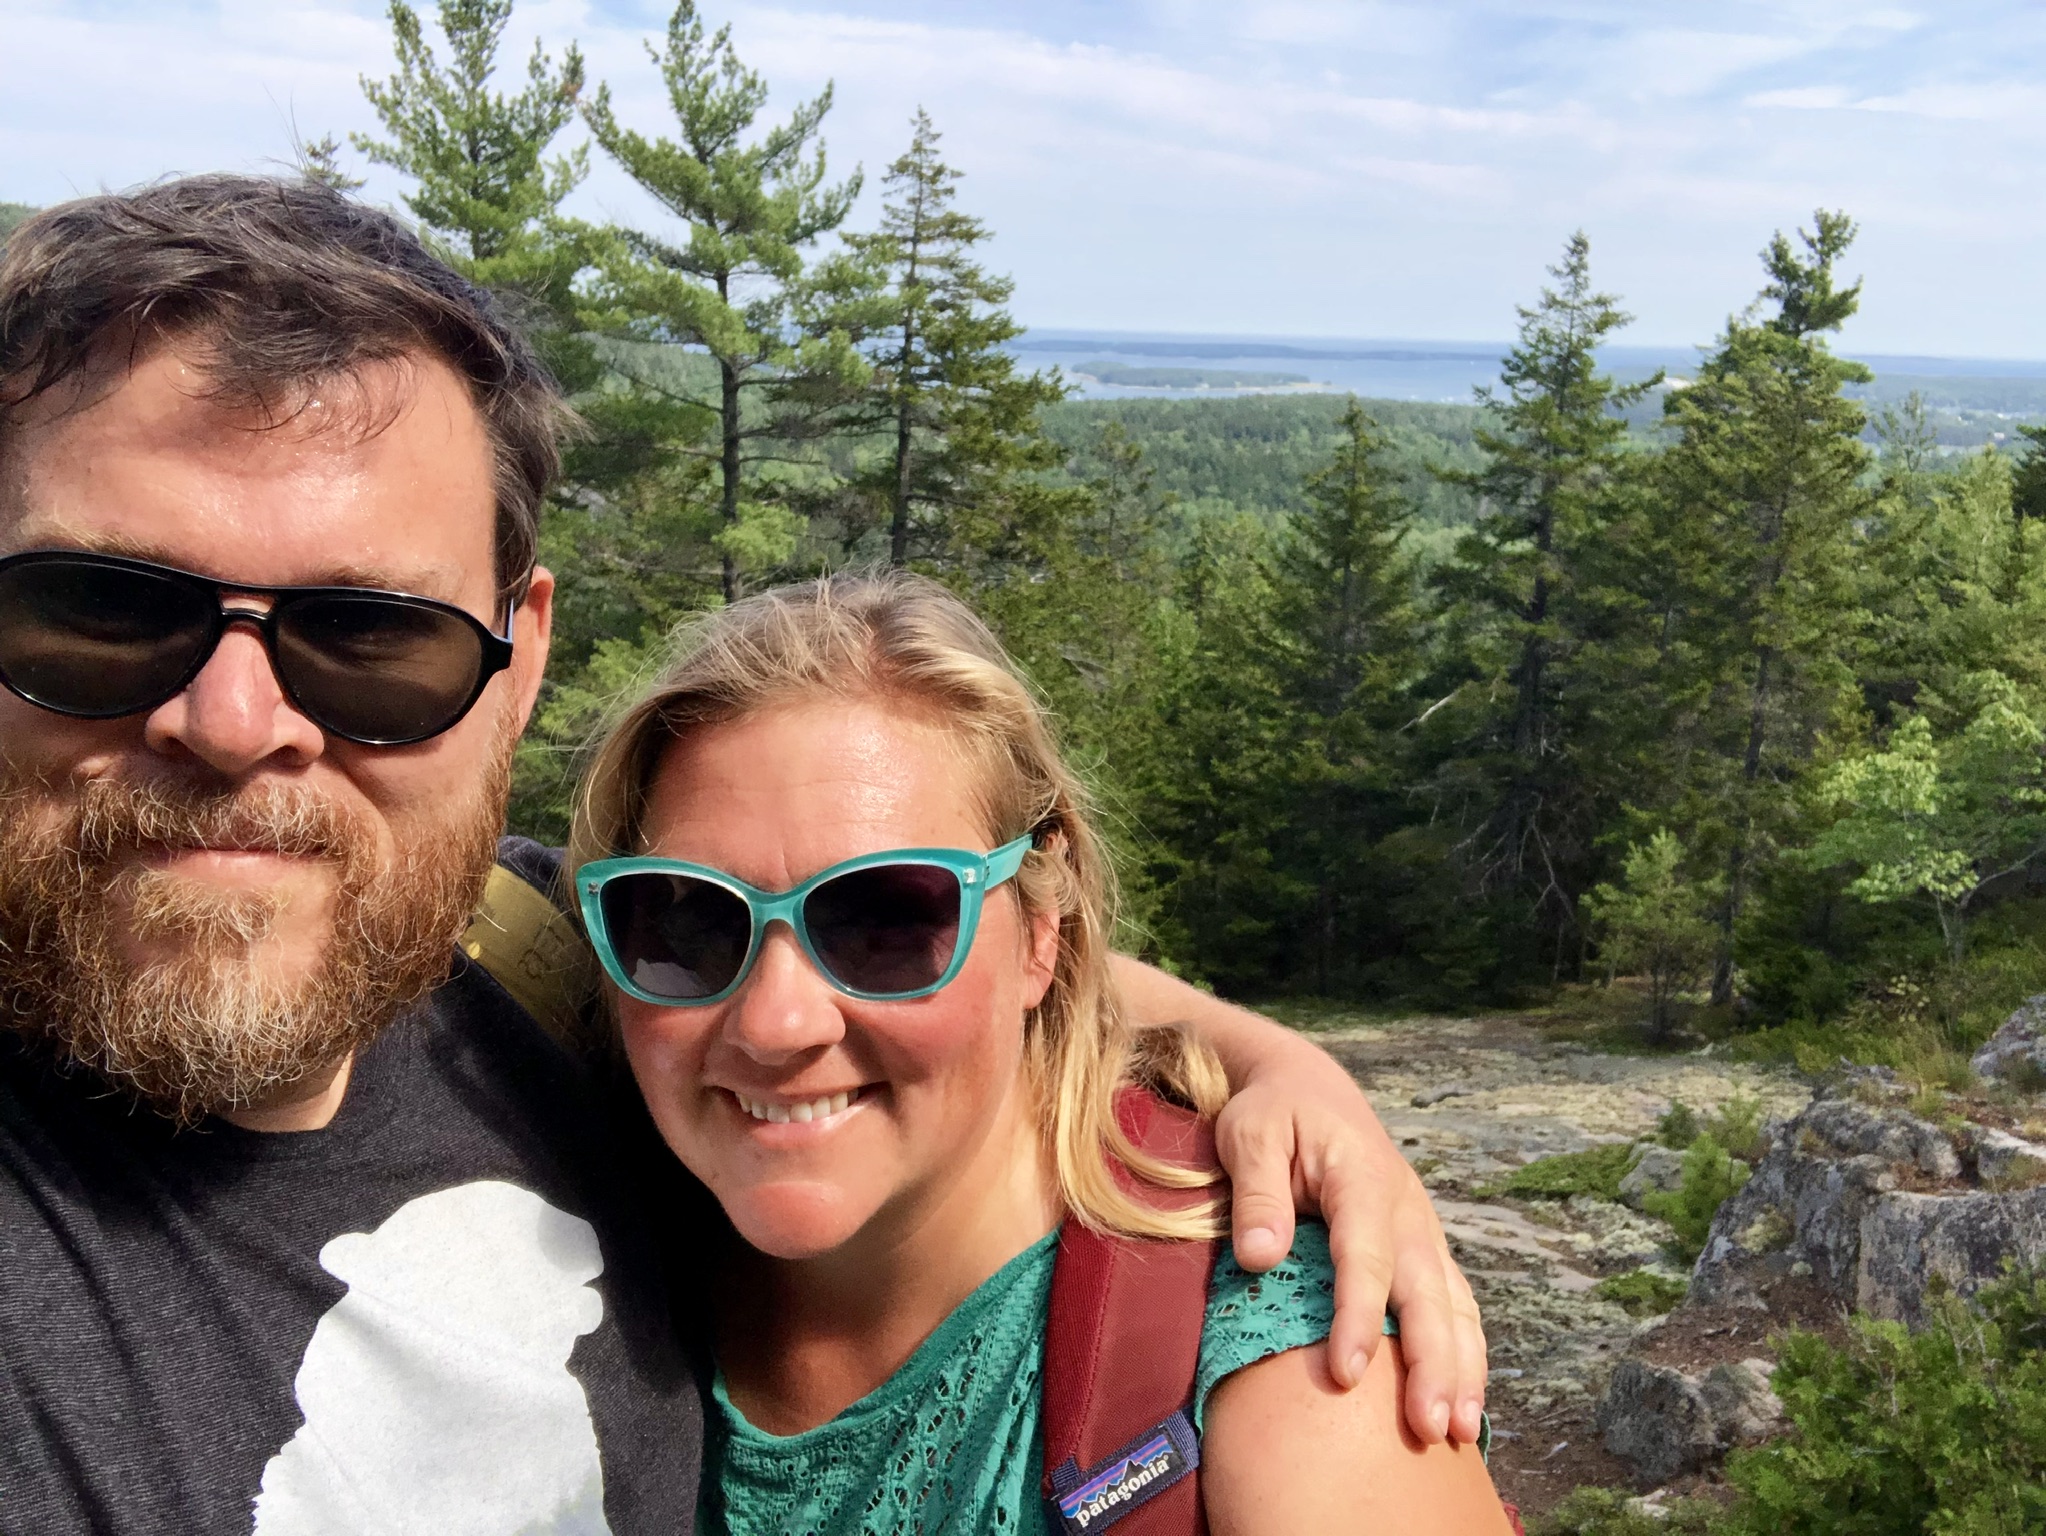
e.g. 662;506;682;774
0;526;473;600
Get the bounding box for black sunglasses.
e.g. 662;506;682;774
0;550;515;747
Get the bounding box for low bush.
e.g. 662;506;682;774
1703;1091;1766;1164
1595;1268;1688;1318
1657;1092;1765;1162
1655;1099;1701;1148
1477;1141;1636;1202
1641;1133;1751;1261
1718;1268;2046;1535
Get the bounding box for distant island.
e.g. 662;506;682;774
1074;360;1320;390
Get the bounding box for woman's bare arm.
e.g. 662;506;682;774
1200;1338;1514;1536
1109;954;1487;1444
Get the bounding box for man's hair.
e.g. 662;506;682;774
0;174;569;604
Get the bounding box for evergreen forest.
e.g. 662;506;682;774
14;5;2046;1526
42;0;2046;1081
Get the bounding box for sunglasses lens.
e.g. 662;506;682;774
0;558;215;716
600;872;755;1001
274;595;486;744
804;864;963;997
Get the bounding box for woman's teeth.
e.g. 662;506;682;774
735;1089;855;1124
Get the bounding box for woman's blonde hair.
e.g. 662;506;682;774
568;571;1225;1240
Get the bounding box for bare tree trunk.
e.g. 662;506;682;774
720;359;742;603
1711;644;1775;1004
889;350;914;566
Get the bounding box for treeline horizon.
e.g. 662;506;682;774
15;0;2046;1062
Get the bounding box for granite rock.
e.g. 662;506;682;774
1857;1186;2046;1325
1800;1097;1961;1180
1619;1143;1687;1209
1594;1356;1782;1487
1692;1089;2046;1325
1973;996;2046;1086
1975;1127;2046;1192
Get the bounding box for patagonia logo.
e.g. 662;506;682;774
1045;1409;1199;1533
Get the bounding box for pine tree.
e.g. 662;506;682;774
354;0;587;298
1433;232;1655;968
1269;401;1423;723
1653;211;1874;1001
821;111;1066;567
579;1;865;600
1262;402;1425;989
294;133;365;193
2011;424;2046;531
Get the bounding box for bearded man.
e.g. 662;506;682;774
0;176;1485;1535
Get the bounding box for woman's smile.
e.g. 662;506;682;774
722;1083;874;1134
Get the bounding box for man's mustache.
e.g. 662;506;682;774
68;777;363;866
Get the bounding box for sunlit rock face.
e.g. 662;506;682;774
1974;994;2046;1086
1689;1067;2046;1327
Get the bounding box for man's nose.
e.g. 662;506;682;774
723;926;847;1066
140;621;326;774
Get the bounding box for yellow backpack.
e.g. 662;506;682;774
457;862;601;1056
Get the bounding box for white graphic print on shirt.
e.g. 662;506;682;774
251;1180;613;1535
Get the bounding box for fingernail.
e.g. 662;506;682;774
1345;1348;1370;1386
1242;1225;1277;1252
1427;1401;1451;1441
1460;1398;1482;1440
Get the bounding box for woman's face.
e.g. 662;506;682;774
615;698;1059;1261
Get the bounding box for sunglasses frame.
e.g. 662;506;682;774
0;549;515;747
577;835;1036;1007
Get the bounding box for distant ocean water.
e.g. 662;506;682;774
1014;331;2046;416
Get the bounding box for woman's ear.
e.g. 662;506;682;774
1020;903;1060;1011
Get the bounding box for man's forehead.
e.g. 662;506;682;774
0;343;500;607
0;520;475;602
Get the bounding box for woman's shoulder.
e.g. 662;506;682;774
1192;1222;1515;1533
1193;1220;1339;1430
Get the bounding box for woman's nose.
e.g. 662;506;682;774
723;925;846;1065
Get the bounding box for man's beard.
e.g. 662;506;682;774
0;727;513;1126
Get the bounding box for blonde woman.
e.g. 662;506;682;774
570;573;1512;1534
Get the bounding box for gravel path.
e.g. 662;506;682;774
1314;1013;1811;1515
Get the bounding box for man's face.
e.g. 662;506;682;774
0;343;553;1120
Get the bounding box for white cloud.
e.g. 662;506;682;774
5;0;2046;353
1745;86;1854;110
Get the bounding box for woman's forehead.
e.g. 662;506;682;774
640;698;992;861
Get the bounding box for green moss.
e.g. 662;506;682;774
1478;1141;1636;1202
1595;1268;1689;1317
1531;1486;1716;1536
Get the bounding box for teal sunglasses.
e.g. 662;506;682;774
578;835;1035;1006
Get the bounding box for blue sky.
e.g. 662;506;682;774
6;1;2045;355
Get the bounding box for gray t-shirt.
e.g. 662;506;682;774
0;845;704;1535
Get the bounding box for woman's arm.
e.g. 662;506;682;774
1200;1338;1515;1536
1109;954;1487;1444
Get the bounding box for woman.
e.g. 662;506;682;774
570;573;1513;1534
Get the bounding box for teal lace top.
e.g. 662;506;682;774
702;1222;1339;1536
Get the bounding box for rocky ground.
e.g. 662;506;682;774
1312;1012;1813;1520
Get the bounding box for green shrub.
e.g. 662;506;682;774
1477;1141;1636;1202
1596;1268;1689;1318
1719;1268;2046;1535
1530;1486;1715;1536
1657;1099;1702;1148
1641;1132;1751;1260
1703;1090;1767;1163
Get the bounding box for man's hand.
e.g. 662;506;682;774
1109;956;1487;1446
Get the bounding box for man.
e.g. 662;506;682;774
0;176;1482;1534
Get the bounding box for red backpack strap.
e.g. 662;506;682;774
1041;1087;1221;1536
